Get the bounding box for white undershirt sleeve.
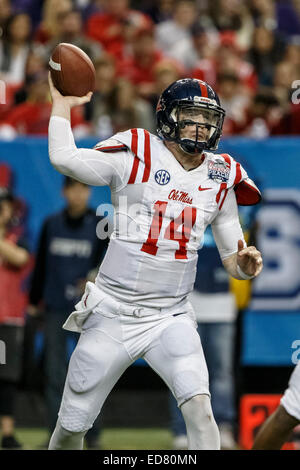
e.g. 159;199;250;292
48;116;128;190
211;188;246;260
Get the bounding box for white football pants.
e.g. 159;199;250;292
49;292;220;449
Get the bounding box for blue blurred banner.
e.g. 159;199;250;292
1;136;300;366
220;137;300;366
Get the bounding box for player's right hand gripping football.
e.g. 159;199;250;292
48;72;92;109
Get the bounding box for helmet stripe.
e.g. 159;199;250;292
199;82;208;98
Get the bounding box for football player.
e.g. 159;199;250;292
252;362;300;449
47;74;263;450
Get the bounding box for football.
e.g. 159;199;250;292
49;43;95;97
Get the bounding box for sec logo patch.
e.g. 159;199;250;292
155;169;170;185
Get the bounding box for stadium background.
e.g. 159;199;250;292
0;0;299;450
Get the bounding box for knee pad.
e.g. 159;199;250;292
173;369;209;405
68;346;106;394
49;420;87;449
59;403;94;433
67;331;120;393
160;322;209;404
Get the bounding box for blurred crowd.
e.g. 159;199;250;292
0;0;299;138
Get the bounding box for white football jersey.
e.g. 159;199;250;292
49;118;261;308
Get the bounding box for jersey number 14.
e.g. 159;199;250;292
141;200;197;260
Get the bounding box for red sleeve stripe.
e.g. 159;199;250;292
219;188;229;210
234;162;242;185
95;144;127;152
131;128;138;155
216;182;227;204
142;130;151;183
199;82;208;98
128;128;140;184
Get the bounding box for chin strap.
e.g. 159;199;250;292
179;139;207;154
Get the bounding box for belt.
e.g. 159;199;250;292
118;301;187;318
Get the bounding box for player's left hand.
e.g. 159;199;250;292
237;239;263;277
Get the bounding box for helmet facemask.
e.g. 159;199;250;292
170;103;224;154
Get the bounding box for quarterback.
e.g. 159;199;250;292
47;75;263;450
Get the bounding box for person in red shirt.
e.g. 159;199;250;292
271;103;300;135
0;71;89;137
0;186;30;449
118;27;165;99
192;30;258;94
86;0;152;61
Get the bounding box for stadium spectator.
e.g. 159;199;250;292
0;0;12;31
155;0;198;70
216;33;257;92
89;77;155;136
270;103;300;135
272;60;298;108
13;49;47;105
43;9;103;63
0;183;30;449
0;12;32;85
107;77;156;133
142;0;175;24
229;90;281;137
86;54;117;138
153;58;183;94
87;53;155;135
208;0;255;50
249;0;277;29
249;0;300;38
216;72;250;135
119;26;164;99
86;0;152;61
0;71;89;138
284;39;300;71
148;58;183;111
34;0;72;45
248;26;286;86
0;48;45;120
79;0;104;24
27;176;108;448
192;31;258;93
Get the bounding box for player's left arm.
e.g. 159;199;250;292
211;189;263;280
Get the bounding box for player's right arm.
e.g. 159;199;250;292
48;73;127;188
